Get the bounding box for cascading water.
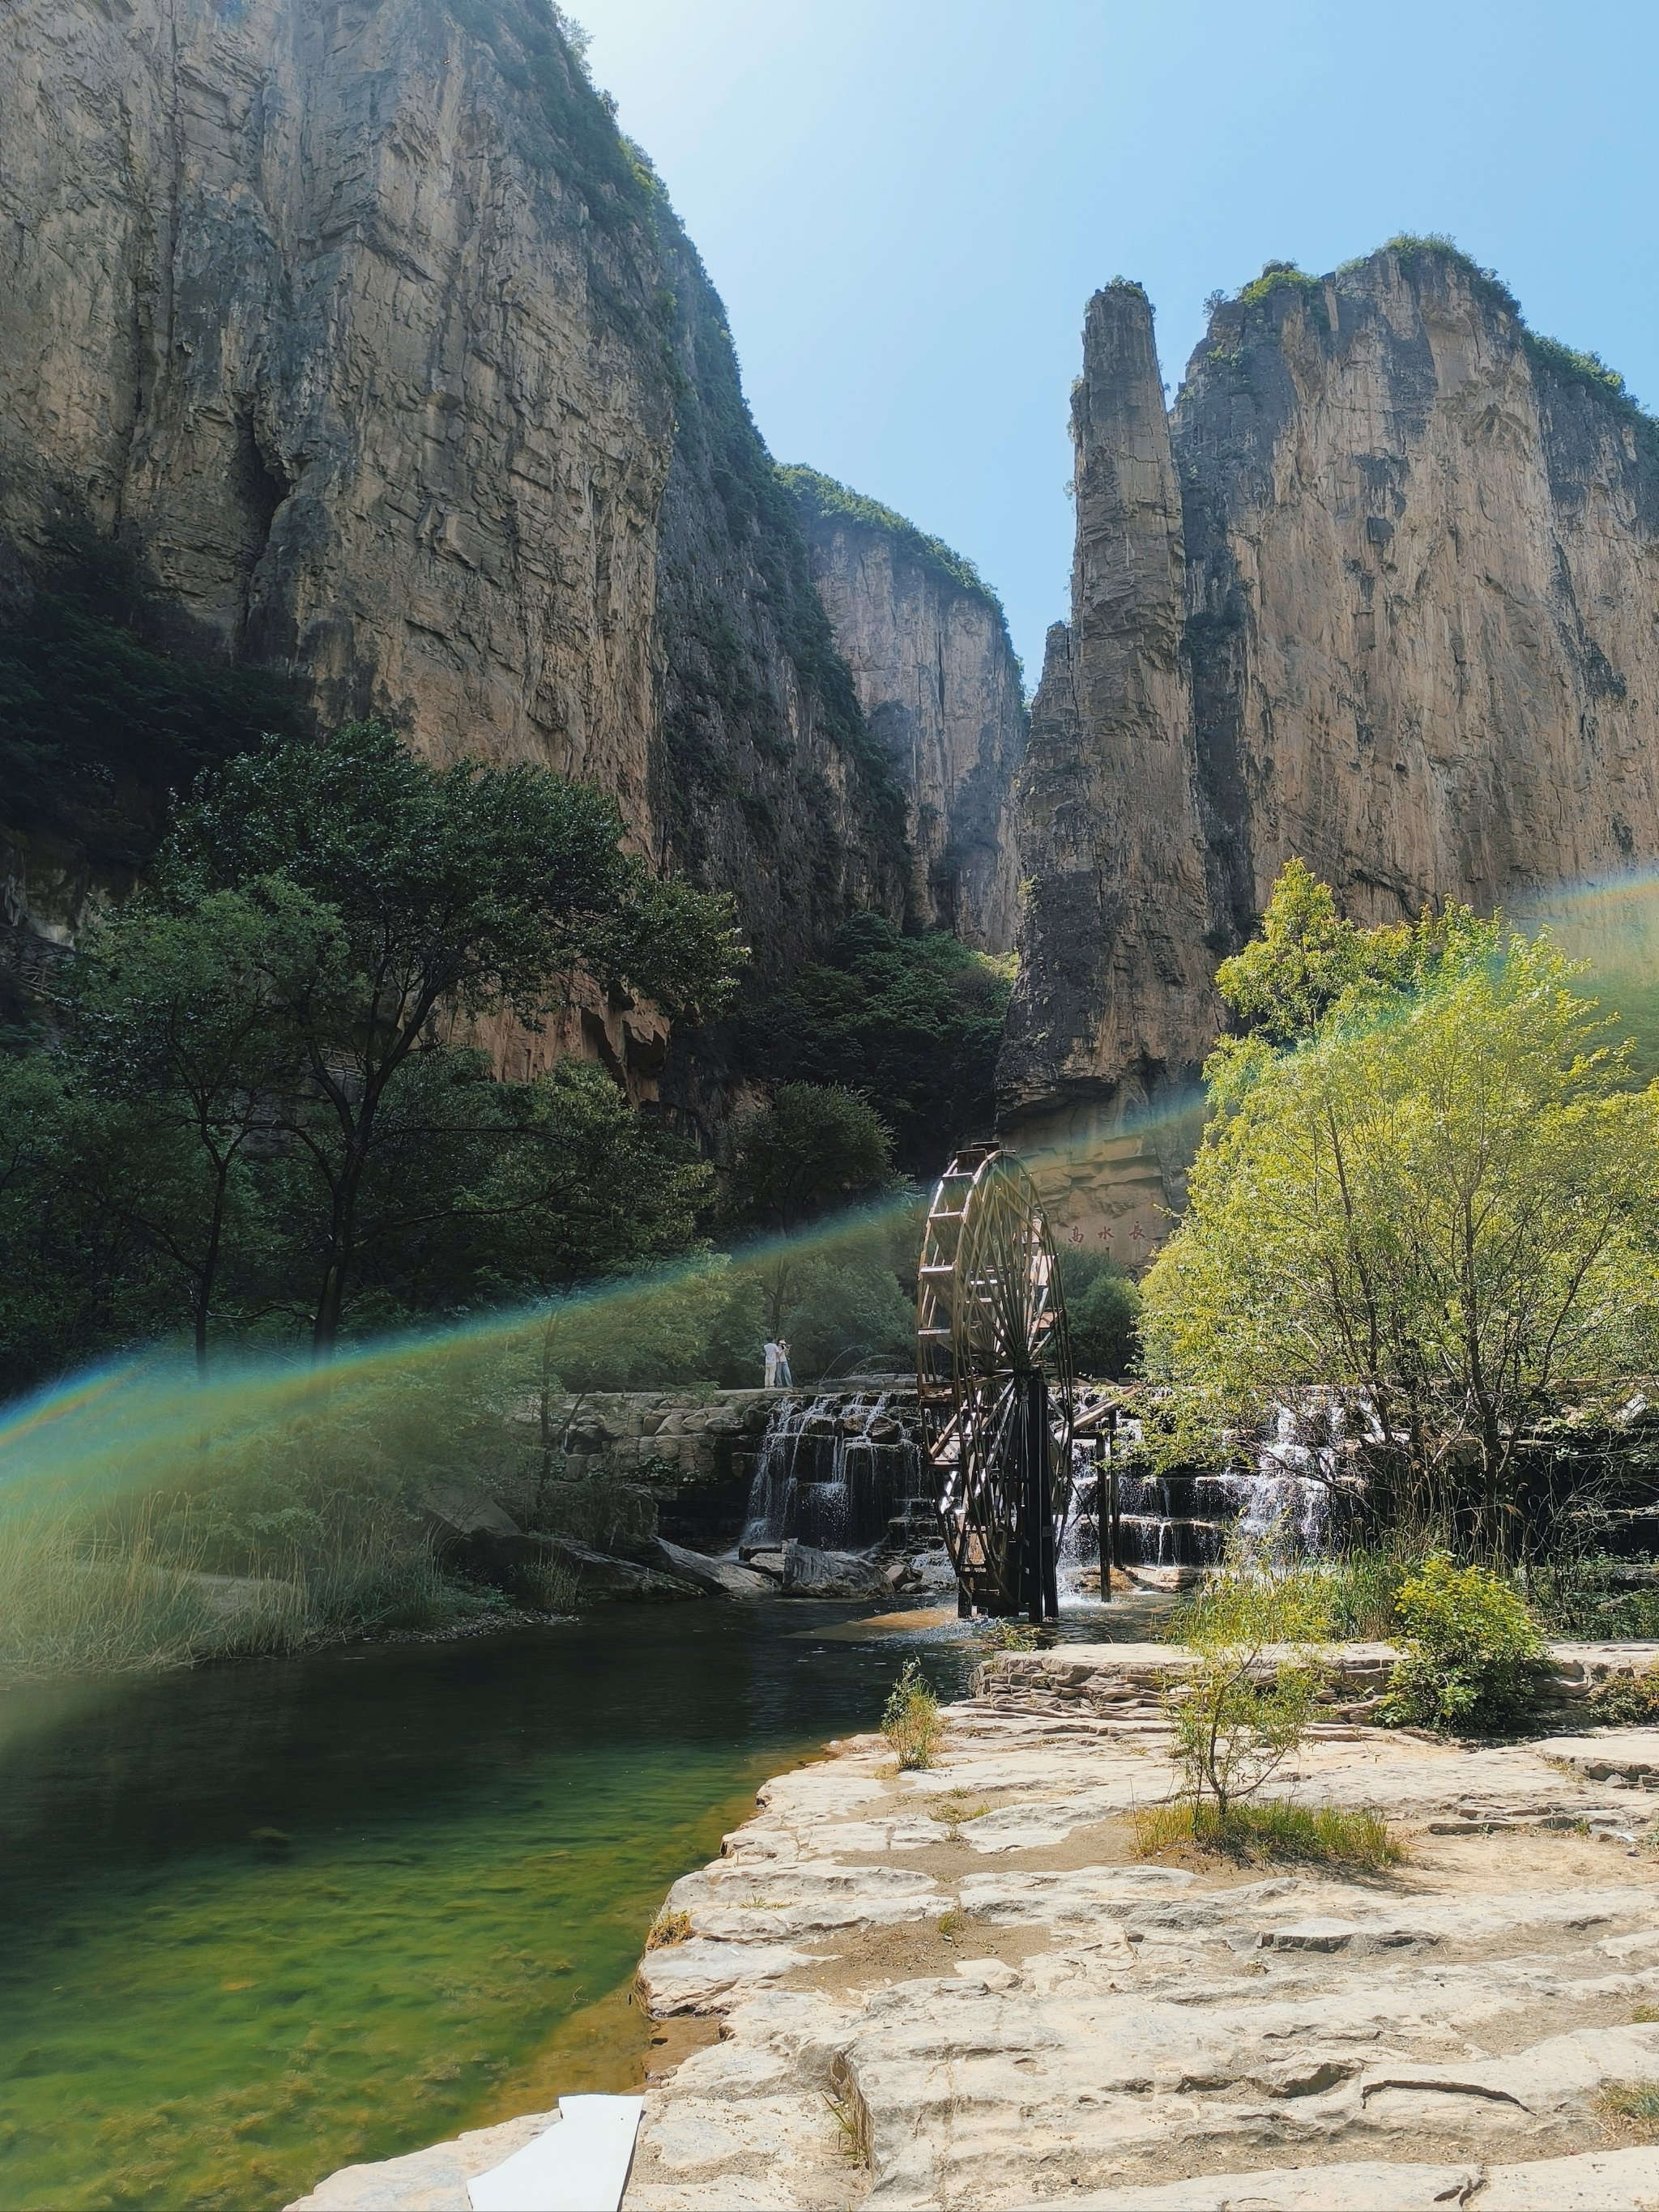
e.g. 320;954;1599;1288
740;1390;928;1552
1102;1390;1367;1579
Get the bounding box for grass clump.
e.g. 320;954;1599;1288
1134;1796;1405;1872
642;1907;692;1951
980;1618;1043;1653
883;1658;943;1771
513;1558;582;1616
1321;1544;1422;1640
1380;1554;1550;1734
1598;2081;1659;2137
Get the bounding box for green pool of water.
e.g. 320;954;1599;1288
0;1601;984;2212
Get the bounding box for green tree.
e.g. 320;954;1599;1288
0;1058;183;1396
1058;1250;1141;1379
723;1082;898;1333
69;886;334;1373
1143;911;1659;1558
159;722;743;1353
735;914;1012;1174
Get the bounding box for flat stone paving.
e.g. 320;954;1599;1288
293;1645;1659;2211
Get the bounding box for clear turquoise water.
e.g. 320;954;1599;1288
0;1603;983;2212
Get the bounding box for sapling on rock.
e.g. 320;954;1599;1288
1163;1555;1330;1823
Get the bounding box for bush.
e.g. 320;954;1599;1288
1381;1554;1549;1733
1133;1796;1405;1871
1532;1554;1659;1643
1589;1673;1659;1726
882;1658;942;1770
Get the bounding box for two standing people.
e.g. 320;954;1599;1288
763;1336;793;1388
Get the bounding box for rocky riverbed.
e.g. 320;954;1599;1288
296;1644;1659;2210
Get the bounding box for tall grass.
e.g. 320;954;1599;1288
1163;1539;1427;1647
1134;1796;1405;1870
0;1507;490;1683
882;1659;943;1770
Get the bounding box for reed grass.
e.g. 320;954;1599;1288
0;1507;484;1682
1133;1795;1406;1871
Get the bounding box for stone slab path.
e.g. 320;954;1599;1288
294;1645;1659;2210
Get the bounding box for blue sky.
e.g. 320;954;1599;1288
575;0;1659;677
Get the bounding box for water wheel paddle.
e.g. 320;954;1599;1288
916;1144;1075;1619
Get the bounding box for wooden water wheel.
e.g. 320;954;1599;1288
916;1144;1075;1618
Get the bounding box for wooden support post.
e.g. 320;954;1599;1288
1106;1442;1119;1601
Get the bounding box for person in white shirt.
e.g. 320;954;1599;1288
764;1338;781;1388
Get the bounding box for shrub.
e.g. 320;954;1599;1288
1532;1554;1659;1643
882;1658;943;1770
1589;1673;1659;1727
1382;1554;1549;1733
1133;1796;1405;1872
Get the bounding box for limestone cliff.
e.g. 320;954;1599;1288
782;469;1026;951
1004;245;1659;1257
0;0;911;1042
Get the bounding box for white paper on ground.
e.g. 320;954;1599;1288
467;2095;644;2212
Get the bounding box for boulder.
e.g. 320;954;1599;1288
541;1539;702;1602
419;1483;521;1543
779;1541;892;1599
646;1539;777;1600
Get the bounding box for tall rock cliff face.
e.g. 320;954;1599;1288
0;0;912;1076
1004;247;1659;1259
783;471;1026;951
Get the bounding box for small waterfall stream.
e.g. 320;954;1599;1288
1105;1391;1365;1582
740;1390;930;1553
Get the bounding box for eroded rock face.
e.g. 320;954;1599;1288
0;0;911;1012
1004;249;1659;1256
788;484;1027;949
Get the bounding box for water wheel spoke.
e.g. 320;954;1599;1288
916;1144;1075;1615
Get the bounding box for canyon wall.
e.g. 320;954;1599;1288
0;0;935;1097
1003;248;1659;1259
784;470;1026;951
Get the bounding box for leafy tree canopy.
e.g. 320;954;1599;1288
723;1081;897;1238
160;718;744;1026
736;913;1013;1174
153;722;743;1352
1145;892;1659;1559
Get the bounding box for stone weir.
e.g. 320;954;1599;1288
545;1382;932;1556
